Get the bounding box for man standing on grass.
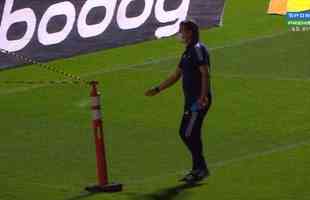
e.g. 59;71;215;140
145;20;212;183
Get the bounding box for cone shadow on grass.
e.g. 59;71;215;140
136;183;204;200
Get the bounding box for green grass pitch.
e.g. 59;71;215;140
1;0;310;200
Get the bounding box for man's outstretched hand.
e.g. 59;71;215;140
145;87;160;96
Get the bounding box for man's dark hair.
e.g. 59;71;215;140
180;20;200;44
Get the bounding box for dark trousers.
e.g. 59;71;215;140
179;104;210;171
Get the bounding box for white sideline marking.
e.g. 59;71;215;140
212;139;310;168
152;72;310;82
210;31;288;51
2;139;309;192
123;139;310;185
78;31;290;76
0;31;289;95
75;72;310;108
215;74;310;82
83;55;178;77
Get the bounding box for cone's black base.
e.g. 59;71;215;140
85;183;123;193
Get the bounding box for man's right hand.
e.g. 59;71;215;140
145;87;160;96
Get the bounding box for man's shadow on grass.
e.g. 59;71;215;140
134;182;205;200
65;183;205;200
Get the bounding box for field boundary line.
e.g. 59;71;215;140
0;31;289;95
81;31;289;76
2;138;309;192
123;139;310;185
214;74;310;82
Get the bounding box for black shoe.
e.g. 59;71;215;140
193;169;210;182
179;171;195;182
180;169;210;184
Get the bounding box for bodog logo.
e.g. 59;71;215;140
0;0;190;52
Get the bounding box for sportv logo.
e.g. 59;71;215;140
0;0;190;52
